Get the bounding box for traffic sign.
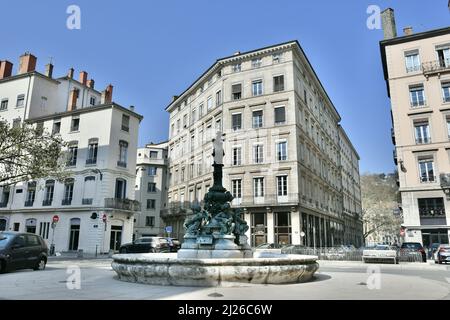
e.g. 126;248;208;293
165;226;173;233
52;215;59;223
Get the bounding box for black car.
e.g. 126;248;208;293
400;242;427;262
119;237;170;253
0;232;48;273
166;238;181;252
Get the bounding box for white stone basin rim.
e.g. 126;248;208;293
111;253;320;287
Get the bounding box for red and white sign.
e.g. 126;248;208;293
52;215;59;223
102;213;107;223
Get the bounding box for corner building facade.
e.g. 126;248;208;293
164;41;363;247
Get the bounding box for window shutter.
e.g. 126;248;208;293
232;84;241;94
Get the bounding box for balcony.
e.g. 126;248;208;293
104;198;141;211
85;158;97;165
233;193;300;207
161;201;200;217
420;176;436;183
82;198;93;205
61;198;72;206
440;173;450;188
24;200;34;207
42;199;52;206
422;59;450;77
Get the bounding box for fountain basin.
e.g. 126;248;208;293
111;253;319;287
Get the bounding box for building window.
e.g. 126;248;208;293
62;179;74;205
447;117;450;139
146;199;156;209
147;182;156;193
89;96;96;106
199;104;204;117
39;222;50;240
71;117;80;132
409;85;425;107
82;176;95;205
145;216;155;227
52;120;61;135
277;176;288;196
232;147;242;166
183;114;187;128
276;141;288;161
43;180;55;206
149;151;158;158
16;94;25;108
252;110;263;128
405;51;421;73
414;120;430;144
436;46;450;68
171;123;175;137
253;144;264;164
274;106;286;125
216;90;222;106
207;96;213;110
232;63;241;72
0;187;10;207
232;83;242;100
252;80;263;96
12;118;21;129
86;138;98;164
273;75;285;92
148;166;157;176
0;99;8;110
418;198;445;217
67;143;78;166
232;179;242;199
232;113;242;131
121;114;130;132
118;140;128;168
442;82;450;103
191;108;196;124
25;182;36;207
115;178;127;199
215;119;222;132
251;58;262;68
419;157;435;183
36;122;44;136
253;177;264;197
272;53;282;64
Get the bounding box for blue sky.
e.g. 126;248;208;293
1;0;449;173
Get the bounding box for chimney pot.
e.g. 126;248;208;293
130;105;135;111
234;51;241;56
45;63;54;78
68;68;74;79
18;52;37;74
381;8;397;40
0;60;13;79
79;71;88;85
403;26;413;36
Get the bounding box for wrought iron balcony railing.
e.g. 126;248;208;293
422;59;450;76
61;198;72;206
42;199;52;206
104;198;141;211
24;200;34;207
82;198;93;205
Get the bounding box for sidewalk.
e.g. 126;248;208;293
318;259;450;271
47;252;113;261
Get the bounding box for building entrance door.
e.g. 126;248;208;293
110;226;123;252
69;218;80;251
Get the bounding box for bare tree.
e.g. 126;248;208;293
361;173;402;244
0;118;68;187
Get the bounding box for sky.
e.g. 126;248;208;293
1;0;449;174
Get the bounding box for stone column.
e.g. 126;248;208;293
291;207;301;245
244;209;251;240
266;208;274;243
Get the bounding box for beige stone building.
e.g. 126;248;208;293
134;142;168;238
380;8;450;246
163;41;363;248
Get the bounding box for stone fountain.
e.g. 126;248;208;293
111;132;319;286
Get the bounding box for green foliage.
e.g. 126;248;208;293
0;118;69;187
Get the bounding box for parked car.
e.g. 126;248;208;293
0;232;48;273
255;243;289;249
434;245;450;264
362;244;399;264
119;237;170;253
400;242;427;262
281;245;307;254
166;238;181;252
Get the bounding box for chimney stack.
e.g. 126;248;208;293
68;88;79;111
172;95;178;102
18;52;37;74
403;26;413;36
68;68;74;79
381;8;397;40
0;60;13;79
101;84;113;104
234;51;241;56
45;63;54;78
79;71;88;85
130;105;135;111
87;79;95;89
